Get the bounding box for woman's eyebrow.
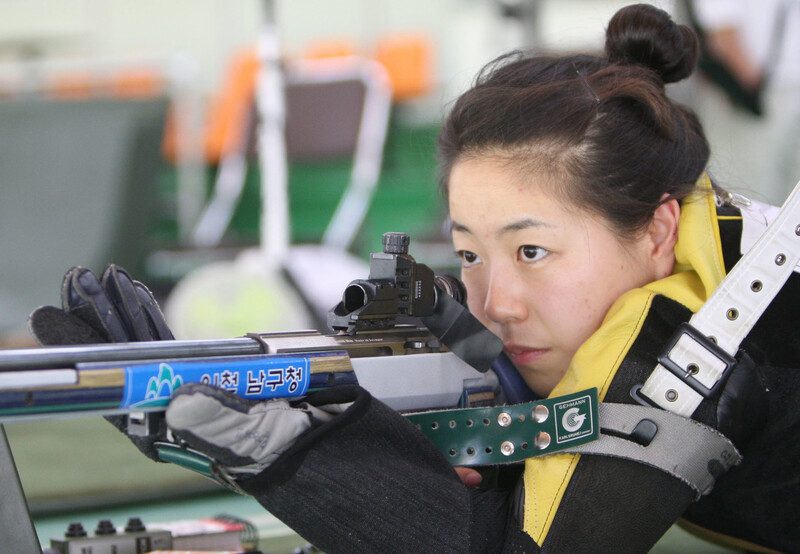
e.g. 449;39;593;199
450;220;471;234
500;218;553;234
450;217;553;236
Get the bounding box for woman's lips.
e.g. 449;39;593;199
505;344;549;366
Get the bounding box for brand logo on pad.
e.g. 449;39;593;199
561;408;587;432
554;394;594;443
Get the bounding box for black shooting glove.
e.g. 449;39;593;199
29;264;174;461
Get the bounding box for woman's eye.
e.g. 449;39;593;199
457;250;481;267
518;245;548;262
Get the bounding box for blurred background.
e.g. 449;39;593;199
0;0;666;345
1;0;797;551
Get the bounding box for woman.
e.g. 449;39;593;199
33;4;798;553
433;5;797;552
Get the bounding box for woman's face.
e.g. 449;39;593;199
448;156;663;396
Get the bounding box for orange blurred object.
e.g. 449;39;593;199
109;68;165;98
303;39;358;60
375;34;433;100
162;49;258;164
202;49;259;163
44;72;95;99
163;32;435;165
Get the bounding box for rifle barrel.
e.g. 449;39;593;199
0;338;263;370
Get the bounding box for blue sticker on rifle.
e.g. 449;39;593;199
121;356;311;409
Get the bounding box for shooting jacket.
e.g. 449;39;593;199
237;175;800;553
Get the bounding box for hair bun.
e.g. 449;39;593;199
604;3;698;84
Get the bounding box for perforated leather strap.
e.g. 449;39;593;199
409;395;739;496
406;388;599;465
641;180;800;417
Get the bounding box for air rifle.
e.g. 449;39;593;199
0;233;504;420
0;233;598;467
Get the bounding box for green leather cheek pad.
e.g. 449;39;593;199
406;388;599;466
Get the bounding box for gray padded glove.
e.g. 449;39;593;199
29;264;174;461
165;382;346;486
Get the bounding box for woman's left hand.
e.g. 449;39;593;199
454;466;482;488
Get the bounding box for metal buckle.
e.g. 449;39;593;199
629;384;661;408
657;323;737;398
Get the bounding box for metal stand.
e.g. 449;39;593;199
0;424;43;553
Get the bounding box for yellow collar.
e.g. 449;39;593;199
551;174;726;399
662;172;727;310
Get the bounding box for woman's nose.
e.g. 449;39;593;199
483;270;527;324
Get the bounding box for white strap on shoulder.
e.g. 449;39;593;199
640;179;800;417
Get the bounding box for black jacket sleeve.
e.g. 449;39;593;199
236;385;538;554
234;381;702;554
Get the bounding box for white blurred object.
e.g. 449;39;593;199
283;244;371;323
164;250;314;340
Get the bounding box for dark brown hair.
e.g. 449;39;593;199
438;3;710;239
